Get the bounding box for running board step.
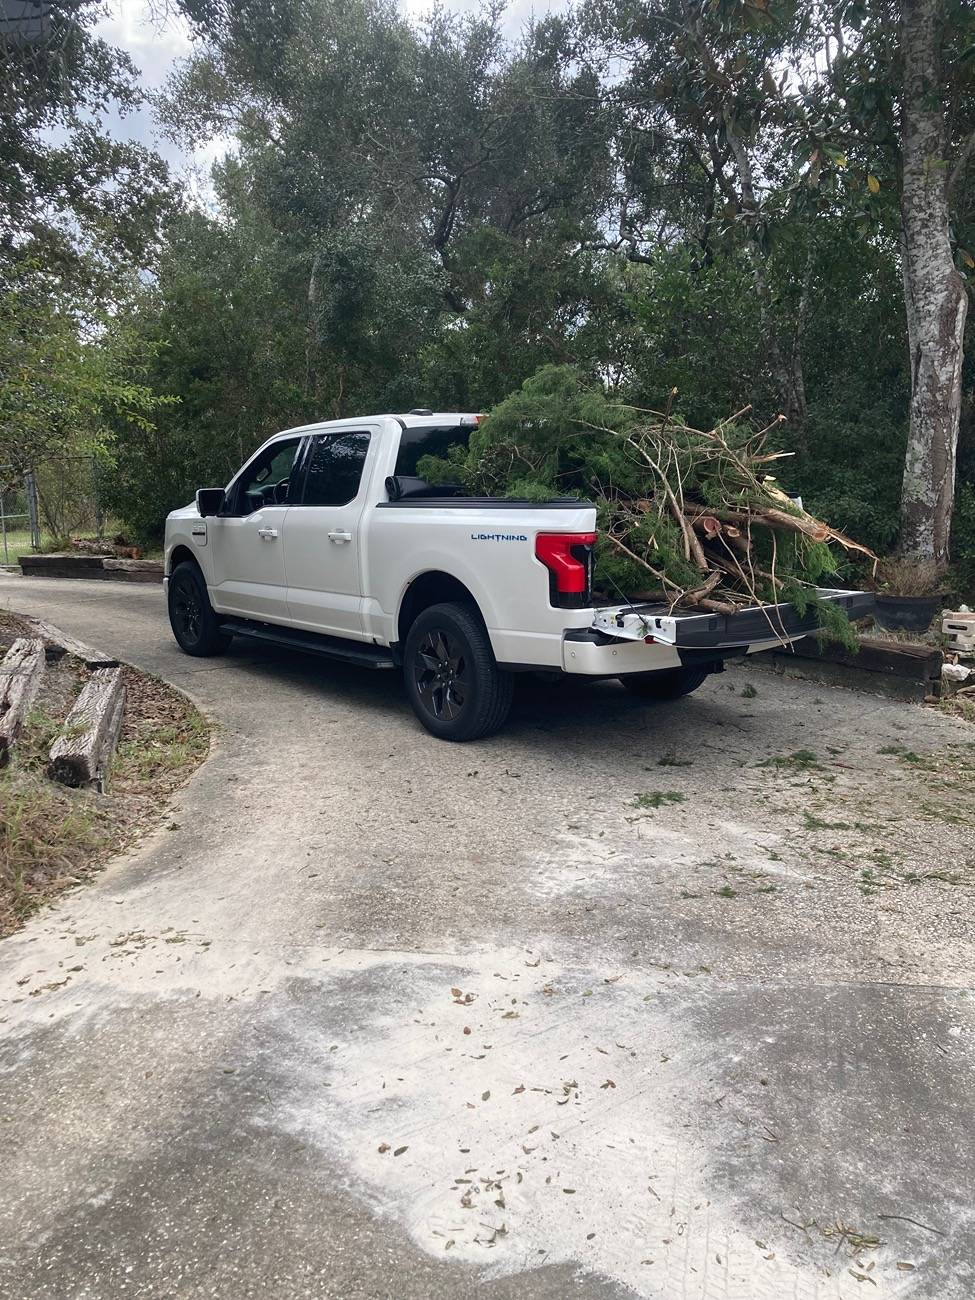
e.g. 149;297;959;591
218;620;397;669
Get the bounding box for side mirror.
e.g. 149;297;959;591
196;488;225;517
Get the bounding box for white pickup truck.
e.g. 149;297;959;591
164;410;872;740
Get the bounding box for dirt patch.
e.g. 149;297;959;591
938;697;975;724
0;610;209;937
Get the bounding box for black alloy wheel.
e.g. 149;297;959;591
167;561;232;657
171;570;202;644
413;627;469;722
403;602;513;741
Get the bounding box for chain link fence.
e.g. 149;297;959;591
0;457;104;564
0;470;40;564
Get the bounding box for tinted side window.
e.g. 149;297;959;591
394;424;472;477
232;438;302;515
302;432;371;506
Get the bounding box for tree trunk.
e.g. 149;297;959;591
899;0;968;564
305;250;322;404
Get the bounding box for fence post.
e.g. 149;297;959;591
25;470;40;550
91;457;105;538
0;490;7;565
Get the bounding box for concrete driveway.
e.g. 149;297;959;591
1;574;973;1300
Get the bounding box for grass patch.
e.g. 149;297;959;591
630;791;686;810
802;812;852;831
0;771;112;933
877;743;936;768
740;683;758;699
0;647;210;938
655;752;693;768
938;695;975;724
17;705;71;765
878;743;921;760
918;801;969;826
755;749;824;771
714;884;738;899
114;713;208;782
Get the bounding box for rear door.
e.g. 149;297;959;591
207;436;303;621
283;429;375;638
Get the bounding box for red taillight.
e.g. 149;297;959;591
535;532;597;608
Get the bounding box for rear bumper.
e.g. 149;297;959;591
565;588;875;676
563;632;684;676
590;588;875;651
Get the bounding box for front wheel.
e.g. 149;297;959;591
168;561;232;657
403;602;513;741
619;666;712;700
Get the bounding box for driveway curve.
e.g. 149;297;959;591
0;574;973;1300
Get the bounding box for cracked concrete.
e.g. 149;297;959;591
0;574;973;1299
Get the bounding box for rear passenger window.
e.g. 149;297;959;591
394;425;472;477
301;432;371;506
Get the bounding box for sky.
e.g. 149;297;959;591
93;0;559;180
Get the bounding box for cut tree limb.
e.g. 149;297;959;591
0;638;46;766
48;667;126;791
684;502;829;541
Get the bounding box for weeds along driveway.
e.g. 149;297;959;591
0;574;973;1300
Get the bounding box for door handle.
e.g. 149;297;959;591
328;530;353;544
257;527;279;540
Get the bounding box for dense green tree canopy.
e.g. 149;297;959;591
1;0;973;590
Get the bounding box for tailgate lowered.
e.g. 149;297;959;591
591;588;875;650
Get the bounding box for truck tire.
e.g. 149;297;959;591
168;560;232;657
619;666;711;700
404;602;513;741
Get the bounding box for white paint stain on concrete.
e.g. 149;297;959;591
275;950;909;1300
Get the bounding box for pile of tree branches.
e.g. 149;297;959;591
418;366;875;642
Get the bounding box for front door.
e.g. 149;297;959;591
283;429;374;637
208;436;303;621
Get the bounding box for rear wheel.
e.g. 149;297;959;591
168;561;232;657
619;666;712;700
404;602;513;741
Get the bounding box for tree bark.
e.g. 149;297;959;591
899;0;968;564
305;250;322;404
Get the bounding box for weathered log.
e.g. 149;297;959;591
0;638;46;766
21;616;118;668
19;553;106;578
19;553;165;583
101;558;164;583
48;667;126;791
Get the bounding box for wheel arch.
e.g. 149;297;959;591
397;571;485;647
168;544;199;576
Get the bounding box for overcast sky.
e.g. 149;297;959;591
93;0;560;179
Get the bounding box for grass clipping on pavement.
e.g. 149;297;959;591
0;613;209;936
419;366;875;647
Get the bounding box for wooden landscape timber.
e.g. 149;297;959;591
21;616;119;669
0;638;46;766
19;554;163;583
755;634;944;703
101;558;164;583
48;667;126;792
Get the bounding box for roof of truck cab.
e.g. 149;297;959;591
274;413;481;439
395;412;482;427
